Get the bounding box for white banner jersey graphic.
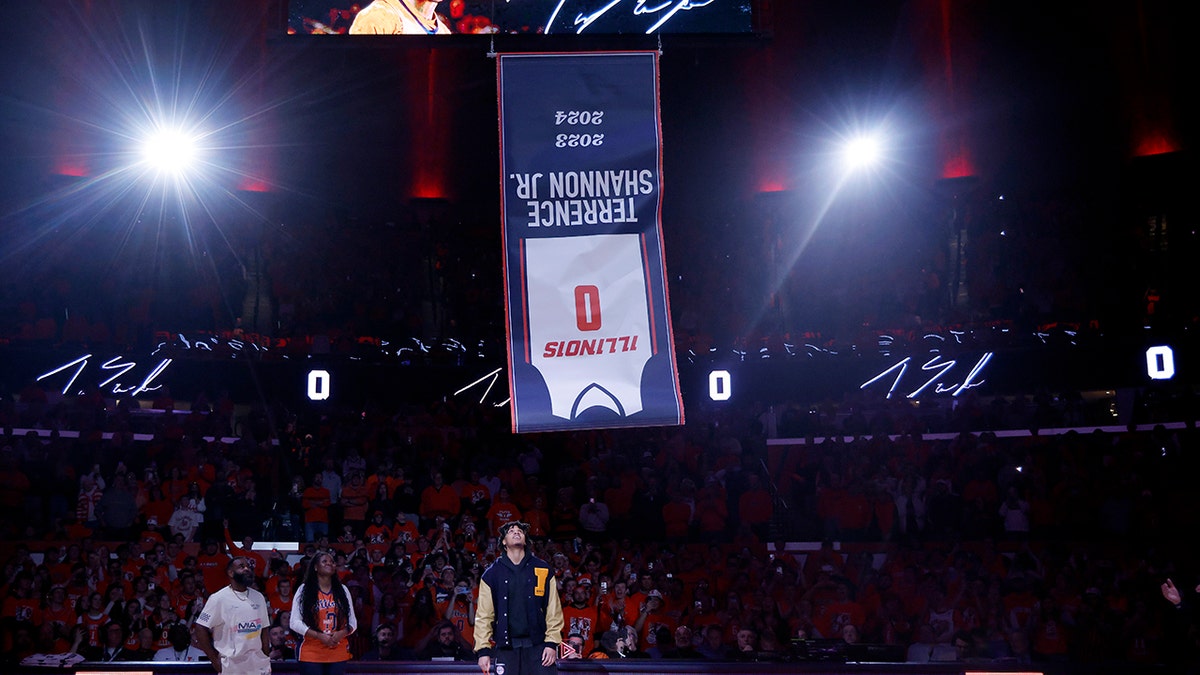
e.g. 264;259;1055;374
527;235;651;419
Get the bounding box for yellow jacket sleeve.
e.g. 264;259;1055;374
474;578;495;654
543;576;564;646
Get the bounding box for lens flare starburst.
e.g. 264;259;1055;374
140;127;203;176
0;2;292;320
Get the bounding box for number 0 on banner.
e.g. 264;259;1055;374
575;285;602;331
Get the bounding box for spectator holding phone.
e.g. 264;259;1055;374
444;577;477;646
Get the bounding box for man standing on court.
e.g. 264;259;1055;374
475;521;564;675
194;557;272;674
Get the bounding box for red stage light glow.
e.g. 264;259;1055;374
1133;132;1179;158
406;50;449;201
940;153;975;180
54;162;90;178
236;177;271;192
920;0;979;184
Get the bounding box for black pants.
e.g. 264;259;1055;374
492;644;557;675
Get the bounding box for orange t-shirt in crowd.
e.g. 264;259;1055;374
524;508;551;537
364;523;391;545
365;475;402;501
269;588;294;618
458;481;490;510
2;596;42;625
637;610;676;649
446;596;475;646
392;520;419;546
486;502;521;535
196;552;230;595
78;612;109;648
341;483;370;523
303;487;331;524
419;485;461;520
44;603;77;636
562;604;598;647
224;529;269;579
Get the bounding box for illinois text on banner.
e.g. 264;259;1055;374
498;52;683;433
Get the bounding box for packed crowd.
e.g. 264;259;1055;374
2;388;1199;668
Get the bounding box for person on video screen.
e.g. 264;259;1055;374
350;0;451;34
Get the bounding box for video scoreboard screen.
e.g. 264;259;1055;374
287;0;754;36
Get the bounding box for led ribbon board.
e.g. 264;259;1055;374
498;52;684;433
287;0;754;36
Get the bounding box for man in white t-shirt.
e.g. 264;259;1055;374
193;557;272;674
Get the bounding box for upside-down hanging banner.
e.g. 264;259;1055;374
498;52;684;433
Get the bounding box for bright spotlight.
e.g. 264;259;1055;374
140;128;200;174
841;134;883;172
